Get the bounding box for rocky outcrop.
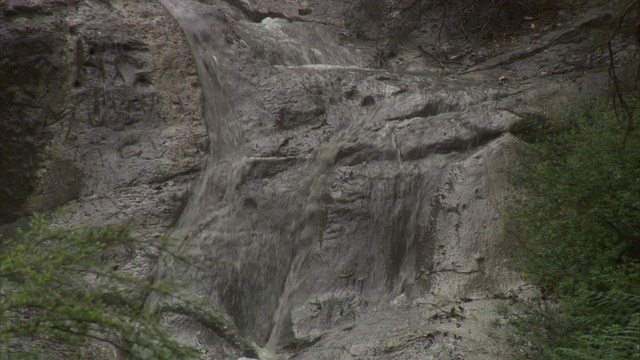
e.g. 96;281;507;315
0;8;206;352
0;2;208;358
0;0;206;231
1;0;637;359
149;1;635;359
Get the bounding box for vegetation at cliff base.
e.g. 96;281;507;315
505;97;640;359
0;215;196;359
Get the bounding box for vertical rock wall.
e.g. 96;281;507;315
1;0;206;230
152;1;630;359
0;5;207;354
1;0;208;357
2;0;633;359
150;1;530;359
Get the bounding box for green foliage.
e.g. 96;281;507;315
0;215;197;359
504;97;640;358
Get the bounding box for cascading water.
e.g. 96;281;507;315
151;1;524;359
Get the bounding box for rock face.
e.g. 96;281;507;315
0;0;206;233
0;0;72;222
149;0;633;359
1;0;637;359
0;3;207;346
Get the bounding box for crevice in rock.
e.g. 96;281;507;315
127;168;202;187
333;143;397;166
380;332;438;354
387;101;462;122
425;268;485;276
329;127;504;167
401;129;503;162
157;304;259;358
240;156;302;181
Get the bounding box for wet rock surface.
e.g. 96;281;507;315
1;0;638;359
151;1;634;359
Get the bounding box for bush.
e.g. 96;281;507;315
0;215;196;359
504;97;640;358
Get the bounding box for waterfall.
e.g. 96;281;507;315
151;1;522;358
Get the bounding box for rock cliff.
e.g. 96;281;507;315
1;0;637;359
1;0;206;284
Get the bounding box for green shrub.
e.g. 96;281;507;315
0;215;196;359
504;97;640;358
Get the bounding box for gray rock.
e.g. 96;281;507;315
1;1;205;355
150;0;630;358
1;0;635;359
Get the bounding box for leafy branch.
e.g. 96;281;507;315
0;215;199;359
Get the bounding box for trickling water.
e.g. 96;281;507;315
265;250;307;355
153;1;521;359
